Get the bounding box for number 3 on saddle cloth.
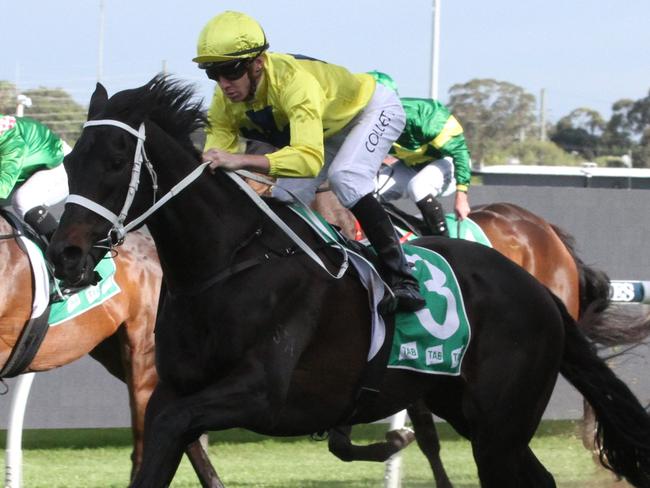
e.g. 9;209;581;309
0;211;120;378
289;204;474;378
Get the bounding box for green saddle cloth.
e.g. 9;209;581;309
27;244;122;326
389;245;470;375
288;203;472;375
49;256;120;326
445;214;492;246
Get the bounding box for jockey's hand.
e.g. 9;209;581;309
383;155;399;166
455;191;471;221
203;149;245;172
203;149;271;174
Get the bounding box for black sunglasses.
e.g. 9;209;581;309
200;59;251;81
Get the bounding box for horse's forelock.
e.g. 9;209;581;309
104;75;206;143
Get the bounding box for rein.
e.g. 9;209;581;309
72;119;348;279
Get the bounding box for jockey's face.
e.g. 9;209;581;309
214;57;264;103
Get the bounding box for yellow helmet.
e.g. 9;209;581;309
193;11;269;64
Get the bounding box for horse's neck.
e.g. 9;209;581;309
144;139;262;290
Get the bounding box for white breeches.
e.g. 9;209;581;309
273;83;406;208
376;157;456;203
11;142;71;217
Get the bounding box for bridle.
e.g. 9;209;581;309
68;118;348;279
67;119;209;249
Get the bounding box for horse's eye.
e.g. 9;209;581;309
110;158;128;170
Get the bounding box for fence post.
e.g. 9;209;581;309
5;372;35;488
384;410;408;488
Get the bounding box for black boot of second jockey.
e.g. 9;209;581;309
351;195;425;313
416;195;449;237
24;206;58;241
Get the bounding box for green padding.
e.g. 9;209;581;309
48;256;120;326
389;245;470;375
445;214;492;247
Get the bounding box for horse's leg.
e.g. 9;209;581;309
186;438;225;488
407;400;453;488
328;424;415;462
114;325;156;478
132;349;302;488
133;381;189;488
518;447;557;487
464;320;559;488
468;367;557;488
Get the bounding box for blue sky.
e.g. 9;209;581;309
2;0;649;122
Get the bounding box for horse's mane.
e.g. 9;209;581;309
104;74;207;156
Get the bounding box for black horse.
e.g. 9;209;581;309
48;76;650;488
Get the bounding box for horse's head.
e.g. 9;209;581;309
47;75;205;286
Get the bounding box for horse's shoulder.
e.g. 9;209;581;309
0;216;9;233
115;231;162;283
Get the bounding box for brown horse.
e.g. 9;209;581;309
314;196;650;487
0;215;219;486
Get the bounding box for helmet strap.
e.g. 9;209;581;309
244;58;263;101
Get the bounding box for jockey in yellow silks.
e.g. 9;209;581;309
195;11;424;313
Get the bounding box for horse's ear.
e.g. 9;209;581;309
88;83;108;119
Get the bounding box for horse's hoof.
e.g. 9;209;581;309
385;427;416;449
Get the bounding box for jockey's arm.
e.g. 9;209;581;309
454;188;470;221
0;136;27;199
204;148;270;173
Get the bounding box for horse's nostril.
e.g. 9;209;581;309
61;245;84;265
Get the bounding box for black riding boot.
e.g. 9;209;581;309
24;206;58;241
416;195;449;237
351;194;425;313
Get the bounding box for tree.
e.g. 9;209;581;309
601;99;635;157
551;108;605;160
632;127;650;168
0;81;86;144
446;79;537;163
484;139;581;166
627;90;650;136
0;80;19;114
22;87;86;143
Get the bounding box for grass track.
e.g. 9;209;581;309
1;421;631;487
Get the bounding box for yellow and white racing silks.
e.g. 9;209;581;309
205;52;375;178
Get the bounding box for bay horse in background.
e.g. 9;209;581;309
47;76;650;488
0;217;219;486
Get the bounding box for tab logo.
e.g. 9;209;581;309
426;345;444;365
399;342;419;360
66;294;81;313
451;346;464;368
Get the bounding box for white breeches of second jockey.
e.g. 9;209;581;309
273;83;406;208
376;157;456;203
11;142;71;218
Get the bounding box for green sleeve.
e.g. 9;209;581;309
438;135;472;187
0;135;27;199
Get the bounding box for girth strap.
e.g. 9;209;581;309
0;210;52;378
0;306;51;379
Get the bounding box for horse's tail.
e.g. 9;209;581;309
551;223;650;347
556;294;650;487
